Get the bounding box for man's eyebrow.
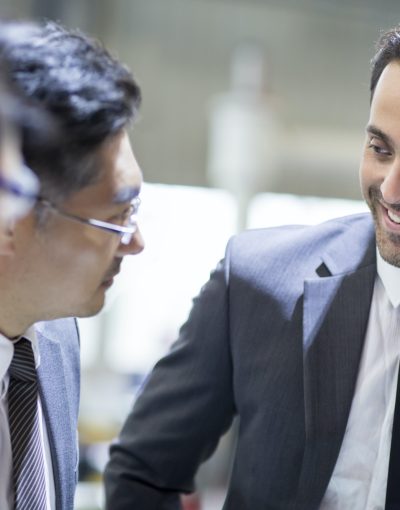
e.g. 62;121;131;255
112;186;141;204
366;124;394;147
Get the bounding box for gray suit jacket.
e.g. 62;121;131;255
36;318;80;510
105;213;377;510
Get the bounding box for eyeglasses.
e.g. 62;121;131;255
0;165;40;221
38;196;141;245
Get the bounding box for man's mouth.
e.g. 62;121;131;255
370;186;400;228
101;276;115;288
378;199;400;234
388;209;400;224
101;268;120;288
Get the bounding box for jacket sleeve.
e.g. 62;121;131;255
104;253;236;510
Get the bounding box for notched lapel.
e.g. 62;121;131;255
36;331;76;510
295;260;376;509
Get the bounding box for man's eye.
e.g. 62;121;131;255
368;137;392;156
108;207;131;225
107;198;140;224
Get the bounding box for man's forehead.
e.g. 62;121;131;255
371;61;400;108
367;61;400;145
112;185;141;204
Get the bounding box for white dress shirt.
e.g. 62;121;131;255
0;327;55;509
320;250;400;510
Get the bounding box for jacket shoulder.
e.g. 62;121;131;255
229;213;374;266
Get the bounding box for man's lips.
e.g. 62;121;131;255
379;201;400;229
388;208;400;224
101;270;120;286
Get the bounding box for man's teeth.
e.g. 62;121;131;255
388;209;400;224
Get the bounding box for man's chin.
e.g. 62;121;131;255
77;291;106;318
376;226;400;268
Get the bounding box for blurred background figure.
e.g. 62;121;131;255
0;74;39;251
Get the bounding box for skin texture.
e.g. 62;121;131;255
0;130;144;338
360;59;400;267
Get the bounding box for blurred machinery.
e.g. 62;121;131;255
207;42;281;230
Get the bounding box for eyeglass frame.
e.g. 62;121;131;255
37;196;140;245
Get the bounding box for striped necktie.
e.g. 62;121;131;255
8;337;47;510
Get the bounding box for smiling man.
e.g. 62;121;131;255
0;20;143;510
105;26;400;510
363;60;400;269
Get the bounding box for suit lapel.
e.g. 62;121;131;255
295;248;376;508
36;330;75;510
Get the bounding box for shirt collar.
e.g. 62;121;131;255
0;325;40;383
376;247;400;308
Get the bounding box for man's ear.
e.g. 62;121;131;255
0;222;15;256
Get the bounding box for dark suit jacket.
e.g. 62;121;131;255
36;318;80;510
104;213;377;510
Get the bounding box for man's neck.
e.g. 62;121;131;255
0;285;33;339
376;248;400;307
0;252;37;338
0;314;31;339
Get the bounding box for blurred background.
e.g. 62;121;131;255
1;0;397;508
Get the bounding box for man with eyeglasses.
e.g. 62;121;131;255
0;20;143;510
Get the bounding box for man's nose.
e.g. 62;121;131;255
380;161;400;205
116;226;144;257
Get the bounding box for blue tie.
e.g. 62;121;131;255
8;338;47;510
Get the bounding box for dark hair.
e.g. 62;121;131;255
0;65;56;164
370;27;400;100
0;20;141;203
